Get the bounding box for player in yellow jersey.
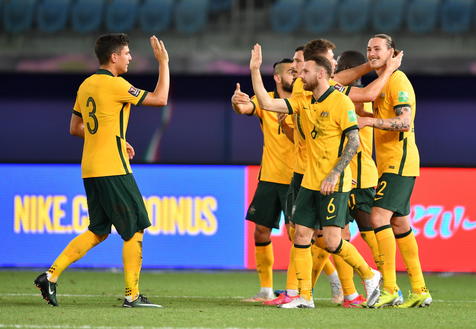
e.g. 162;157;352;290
34;33;170;308
358;34;432;308
231;59;295;302
249;44;381;309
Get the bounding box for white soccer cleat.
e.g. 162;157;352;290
363;269;381;307
278;297;315;309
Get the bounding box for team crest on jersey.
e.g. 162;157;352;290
398;91;409;102
320;111;329;117
128;86;140;97
333;84;345;93
347;110;357;123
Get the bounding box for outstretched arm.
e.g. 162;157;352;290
320;129;360;195
358;105;411;132
70;113;84;138
333;62;372;86
142;36;170;107
250;44;289;113
231;83;255;115
347;51;403;103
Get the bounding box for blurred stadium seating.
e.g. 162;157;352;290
269;0;304;33
139;0;174;33
337;0;370;33
3;0;36;33
441;0;474;33
37;0;71;33
406;0;440;34
174;0;209;34
371;0;406;32
105;0;139;32
71;0;105;33
303;0;337;33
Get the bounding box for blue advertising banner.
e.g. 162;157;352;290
0;164;246;269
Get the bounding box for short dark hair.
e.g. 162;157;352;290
294;46;304;52
95;33;129;65
335;50;366;74
373;33;396;49
273;58;293;74
303;39;335;59
306;55;333;78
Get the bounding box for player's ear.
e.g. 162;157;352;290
273;74;281;84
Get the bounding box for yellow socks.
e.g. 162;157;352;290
323;259;336;276
47;230;107;283
396;229;427;294
255;241;274;289
311;244;329;288
334;239;373;280
360;229;382;272
375;225;397;293
286;245;298;293
123;232;144;301
332;253;357;297
293;244;313;301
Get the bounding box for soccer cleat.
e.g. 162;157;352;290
242;291;275;302
396;291;432;308
363;269;381;307
330;280;344;304
263;292;298;306
342;294;366;308
273;289;286;297
122;294;162;308
34;273;58;306
372;289;402;308
278;296;315;309
396;288;404;305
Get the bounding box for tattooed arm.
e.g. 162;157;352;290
358;105;411;131
320;129;360;195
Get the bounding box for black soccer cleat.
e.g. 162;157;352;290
34;273;58;306
122;294;162;308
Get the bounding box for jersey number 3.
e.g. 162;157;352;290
86;97;98;134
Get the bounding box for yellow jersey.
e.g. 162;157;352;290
291;78;311;174
285;87;358;192
351;102;378;188
251;91;294;184
373;70;420;177
73;69;148;178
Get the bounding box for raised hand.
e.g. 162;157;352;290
150;35;169;63
249;43;262;71
387;50;403;71
231;83;250;105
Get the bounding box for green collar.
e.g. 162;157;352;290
273;89;281;99
95;69;114;76
312;86;335;104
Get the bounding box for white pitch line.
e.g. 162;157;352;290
0;325;279;329
2;293;476;303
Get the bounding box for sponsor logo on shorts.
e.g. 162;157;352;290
374;197;383;201
326;215;336;220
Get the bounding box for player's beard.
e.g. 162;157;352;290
303;77;318;91
282;80;293;93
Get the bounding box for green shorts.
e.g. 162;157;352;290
246;180;289;229
285;172;304;222
372;173;416;217
349;187;376;217
293;187;350;229
83;174;151;241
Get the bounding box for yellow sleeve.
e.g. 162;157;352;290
338;97;359;133
72;93;82;117
284;94;305;115
390;74;415;109
250;95;262;118
113;77;149;106
329;79;351;96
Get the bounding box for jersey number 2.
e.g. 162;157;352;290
86;97;98;134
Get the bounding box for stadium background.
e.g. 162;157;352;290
1;0;476;273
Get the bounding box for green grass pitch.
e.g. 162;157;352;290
0;270;475;329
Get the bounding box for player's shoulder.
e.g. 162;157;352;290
390;70;411;84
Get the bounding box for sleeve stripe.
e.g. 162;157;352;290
284;99;294;114
394;104;410;109
246;101;256;116
345;86;352;96
72;110;82;118
136;90;148;106
342;125;359;135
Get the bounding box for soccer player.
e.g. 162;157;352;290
249;44;381;309
34;33;170;308
358;34;432;308
231;59;295;302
